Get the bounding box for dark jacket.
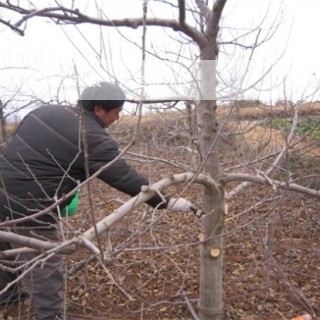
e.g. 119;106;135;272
0;105;166;227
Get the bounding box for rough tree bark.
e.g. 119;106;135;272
196;1;227;319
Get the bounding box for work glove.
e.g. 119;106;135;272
168;198;193;212
167;198;206;218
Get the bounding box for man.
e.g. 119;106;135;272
0;82;194;320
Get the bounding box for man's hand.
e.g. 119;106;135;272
167;198;206;218
167;198;193;212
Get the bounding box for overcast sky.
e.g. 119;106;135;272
1;0;320;114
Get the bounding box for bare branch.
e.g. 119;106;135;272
0;230;58;251
183;291;200;320
0;17;24;35
0;230;76;257
223;173;320;198
194;0;211;22
178;0;186;25
205;0;227;39
0;172;216;257
127;95;194;104
0;2;208;47
83;172;217;240
228;103;301;198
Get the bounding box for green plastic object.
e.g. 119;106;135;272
60;191;80;217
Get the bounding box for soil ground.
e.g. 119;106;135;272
1;106;319;320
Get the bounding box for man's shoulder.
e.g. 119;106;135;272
27;104;80;120
35;104;77;114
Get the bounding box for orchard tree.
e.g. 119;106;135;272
0;1;319;319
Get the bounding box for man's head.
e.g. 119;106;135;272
79;81;126;127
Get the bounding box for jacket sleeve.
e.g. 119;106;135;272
88;135;168;209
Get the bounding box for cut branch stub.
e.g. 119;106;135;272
210;247;221;258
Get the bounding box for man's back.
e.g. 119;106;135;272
0;105;87;225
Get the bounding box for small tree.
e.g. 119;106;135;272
0;1;319;319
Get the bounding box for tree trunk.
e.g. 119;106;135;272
198;36;225;320
198;100;225;320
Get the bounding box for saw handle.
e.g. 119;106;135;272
190;205;206;218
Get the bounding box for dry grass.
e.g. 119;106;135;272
218;101;320;120
112;110;191;147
